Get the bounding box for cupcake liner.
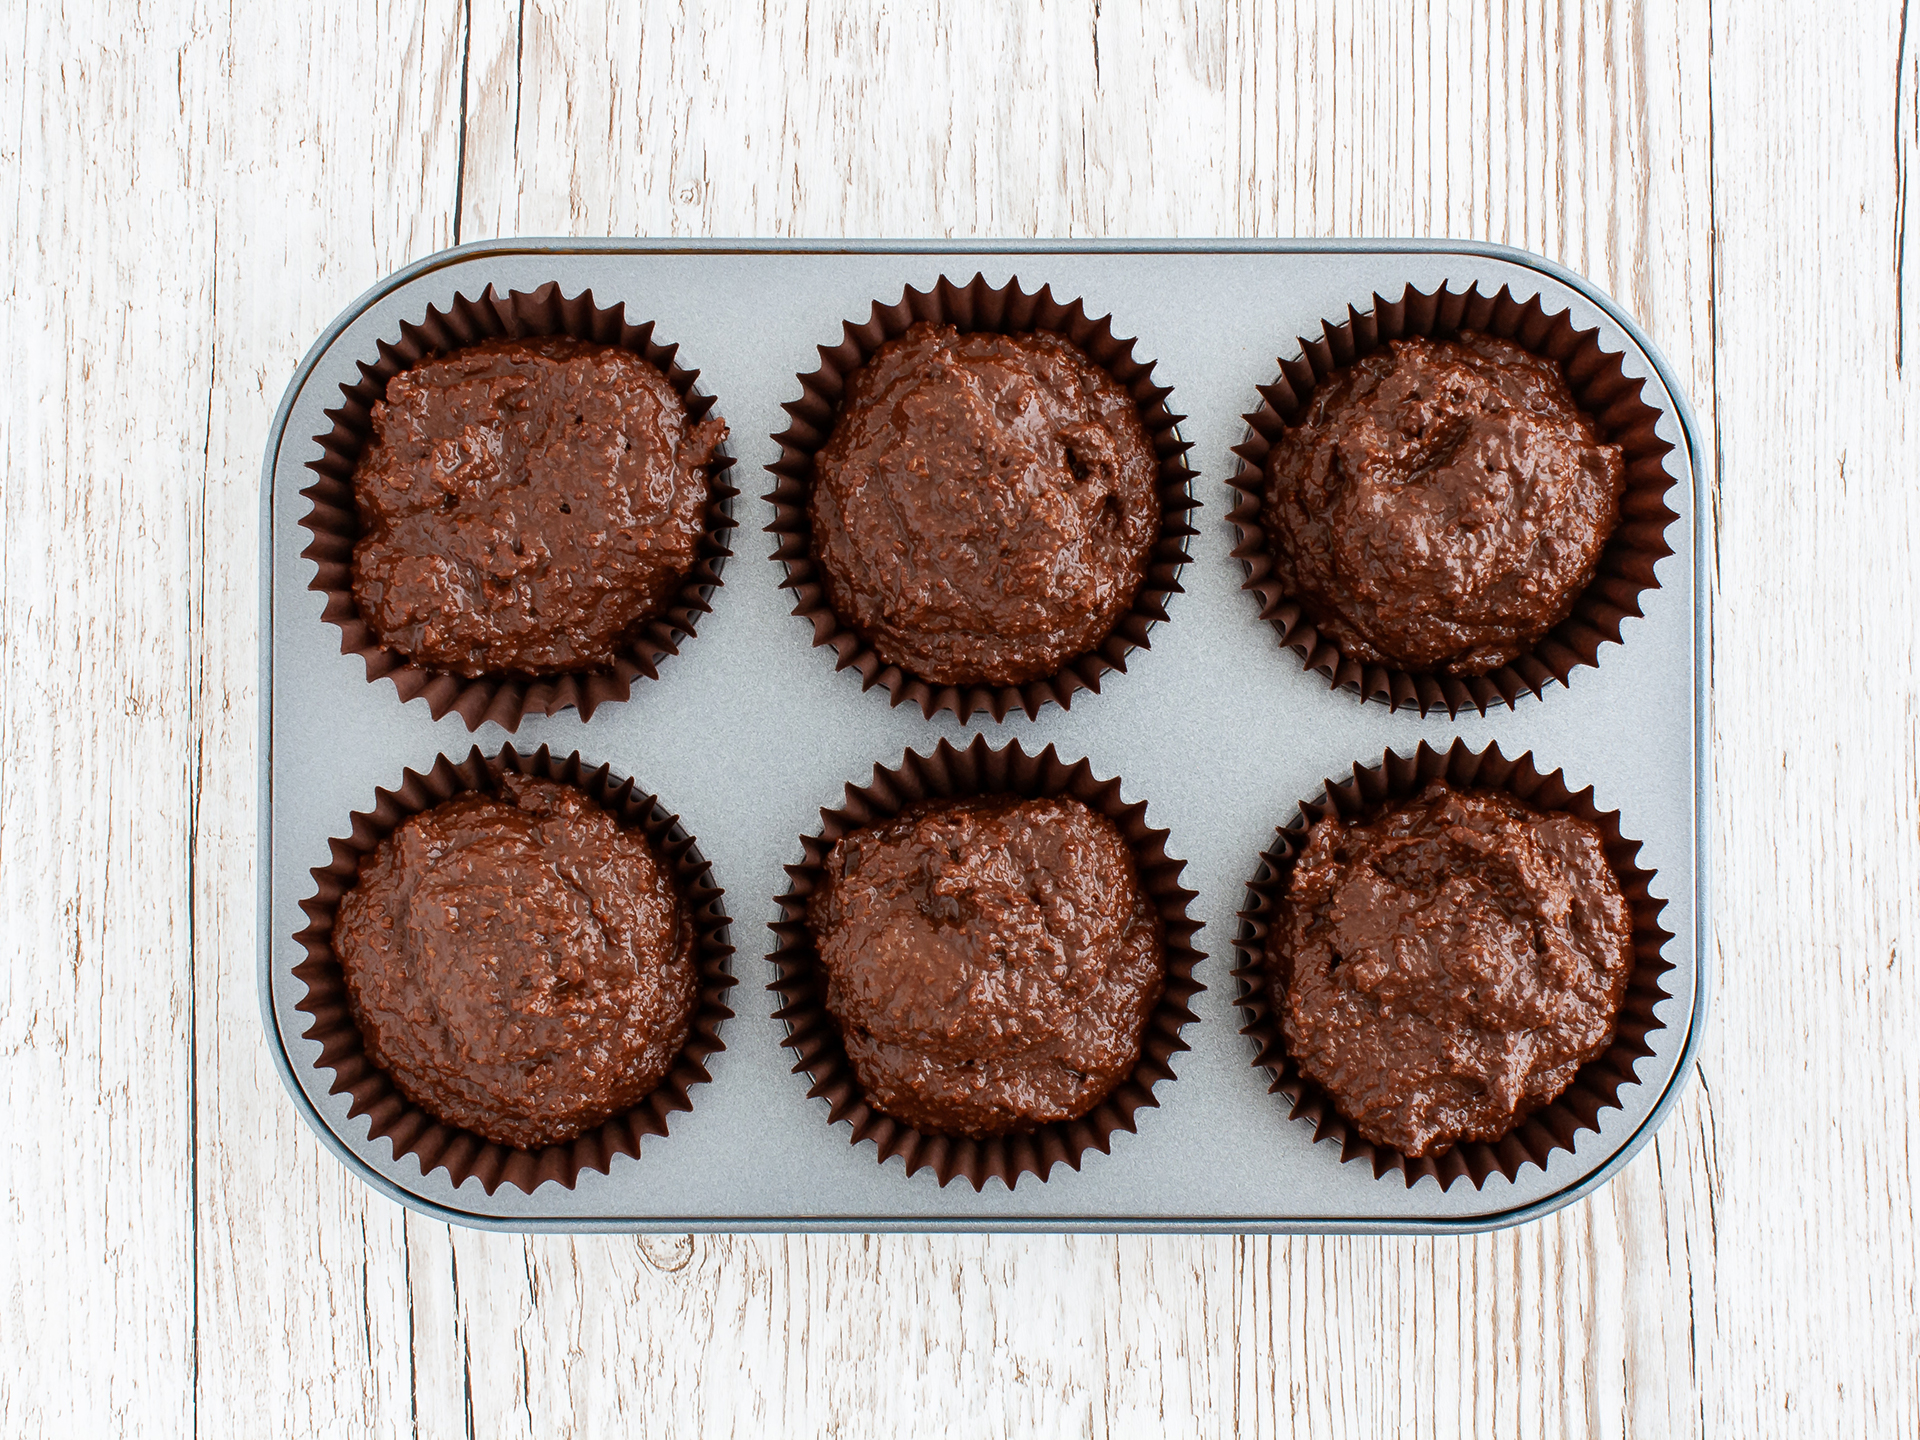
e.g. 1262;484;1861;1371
765;273;1199;723
768;734;1204;1189
291;744;735;1195
1227;283;1678;716
300;282;738;732
1230;738;1673;1190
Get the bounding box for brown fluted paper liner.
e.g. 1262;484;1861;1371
300;282;737;731
768;734;1204;1190
292;745;734;1196
1231;739;1673;1190
1227;283;1678;716
765;273;1198;723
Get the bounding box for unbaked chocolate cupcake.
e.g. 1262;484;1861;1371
1233;740;1673;1189
334;770;696;1151
1260;332;1622;677
352;336;725;679
303;284;736;731
1271;779;1633;1158
770;735;1204;1189
294;746;734;1194
1230;284;1678;715
809;323;1160;688
806;794;1164;1138
767;274;1197;723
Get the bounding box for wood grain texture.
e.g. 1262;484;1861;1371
1;0;1913;1435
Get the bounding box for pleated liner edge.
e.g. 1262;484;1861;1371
1231;738;1676;1190
299;281;739;732
1227;282;1680;717
291;744;736;1196
768;734;1205;1190
764;271;1199;723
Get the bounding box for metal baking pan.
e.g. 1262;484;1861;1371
256;238;1711;1234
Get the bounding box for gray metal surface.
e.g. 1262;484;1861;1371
257;238;1710;1234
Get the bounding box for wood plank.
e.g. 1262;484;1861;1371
0;3;208;1432
1703;0;1920;1433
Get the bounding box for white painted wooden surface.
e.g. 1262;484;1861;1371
2;1;1914;1434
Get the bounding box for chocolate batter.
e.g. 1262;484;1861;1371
351;336;726;677
1261;332;1624;676
334;774;695;1151
808;322;1161;687
1271;782;1634;1157
807;795;1165;1138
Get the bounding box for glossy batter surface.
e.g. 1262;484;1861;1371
351;336;726;677
807;795;1165;1138
1261;333;1624;675
809;323;1160;686
1272;782;1634;1156
334;775;695;1150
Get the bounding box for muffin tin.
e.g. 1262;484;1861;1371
257;238;1710;1233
